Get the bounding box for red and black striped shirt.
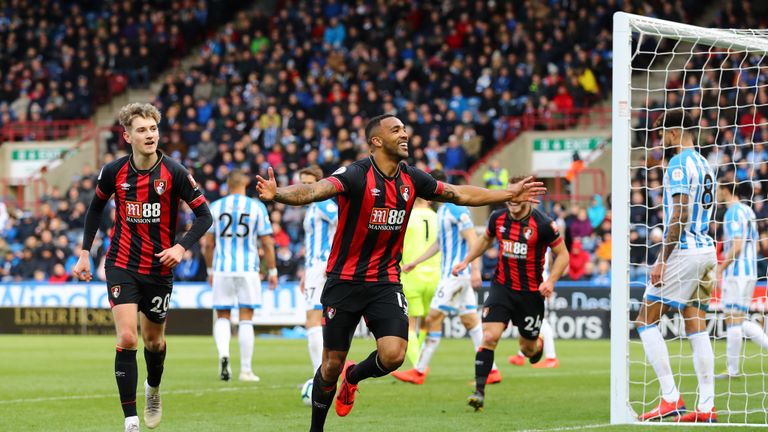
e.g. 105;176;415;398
325;157;444;283
94;152;207;276
486;208;562;291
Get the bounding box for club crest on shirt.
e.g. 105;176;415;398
111;285;121;298
326;307;336;320
523;227;533;239
154;179;167;196
400;185;411;201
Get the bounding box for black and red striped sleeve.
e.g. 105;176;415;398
82;162;118;251
536;211;563;248
409;166;444;199
328;162;365;195
486;209;503;238
172;164;212;250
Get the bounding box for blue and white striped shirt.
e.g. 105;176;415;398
437;203;474;278
208;194;272;273
663;148;715;250
303;199;338;267
723;202;758;279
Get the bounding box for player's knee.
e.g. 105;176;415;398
482;331;499;348
117;331;139;349
520;339;538;357
377;347;406;370
321;357;345;381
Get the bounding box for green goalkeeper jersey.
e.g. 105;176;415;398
401;207;441;283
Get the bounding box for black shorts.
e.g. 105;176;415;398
106;267;174;324
482;283;545;340
320;279;409;351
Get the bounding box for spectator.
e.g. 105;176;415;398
567;239;591;281
48;263;70;283
592;259;611;285
482;159;509;190
587;194;607;229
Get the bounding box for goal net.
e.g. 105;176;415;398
612;12;768;425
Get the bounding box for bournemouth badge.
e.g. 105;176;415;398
111;285;121;299
400;185;411;201
154;179;167;196
326;307;336;320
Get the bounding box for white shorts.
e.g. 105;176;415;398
212;273;262;310
644;249;717;309
429;276;478;316
304;263;327;311
721;277;757;313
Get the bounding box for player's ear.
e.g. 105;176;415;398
123;130;131;143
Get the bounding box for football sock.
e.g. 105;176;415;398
115;348;138;417
638;324;679;403
214;318;231;359
406;329;420;367
743;320;768;349
541;319;557;359
416;332;441;373
238;320;254;373
418;328;427;346
468;324;498;371
144;345;166;388
347;350;392;385
307;326;323;372
474;348;494;396
310;368;336;432
689;331;715;411
726;324;743;376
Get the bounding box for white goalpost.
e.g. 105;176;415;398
612;12;768;426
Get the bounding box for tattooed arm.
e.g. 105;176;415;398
256;167;339;205
432;176;546;206
650;193;689;286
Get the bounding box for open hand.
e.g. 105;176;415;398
255;167;278;201
508;176;546;204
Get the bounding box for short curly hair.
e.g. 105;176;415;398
118;103;161;130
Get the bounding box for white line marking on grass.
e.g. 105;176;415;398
518;424;611;432
0;385;278;405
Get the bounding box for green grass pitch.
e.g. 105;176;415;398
0;335;765;431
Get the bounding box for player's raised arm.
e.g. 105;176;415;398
256;166;339;205
452;233;493;276
433;176;546;206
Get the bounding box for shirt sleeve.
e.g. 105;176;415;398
485;211;499;238
410;166;444;199
319;200;339;222
256;201;273;236
666;156;690;196
174;165;207;209
539;213;563;247
206;201;217;234
454;206;473;231
327;164;362;195
724;207;745;239
95;163;116;200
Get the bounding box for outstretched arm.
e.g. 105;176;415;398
452;233;493;276
402;240;439;273
432;176;546;206
256;167;339;205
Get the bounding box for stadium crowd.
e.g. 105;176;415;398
0;0;247;138
5;0;762;285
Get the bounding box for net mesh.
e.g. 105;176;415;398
627;23;768;424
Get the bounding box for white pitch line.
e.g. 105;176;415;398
0;384;279;405
518;424;611;432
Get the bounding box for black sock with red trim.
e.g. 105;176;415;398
310;367;336;432
115;348;138;417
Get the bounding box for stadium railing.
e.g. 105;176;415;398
1;120;94;143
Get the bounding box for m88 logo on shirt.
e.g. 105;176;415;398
126;201;161;223
369;207;406;231
501;239;528;259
